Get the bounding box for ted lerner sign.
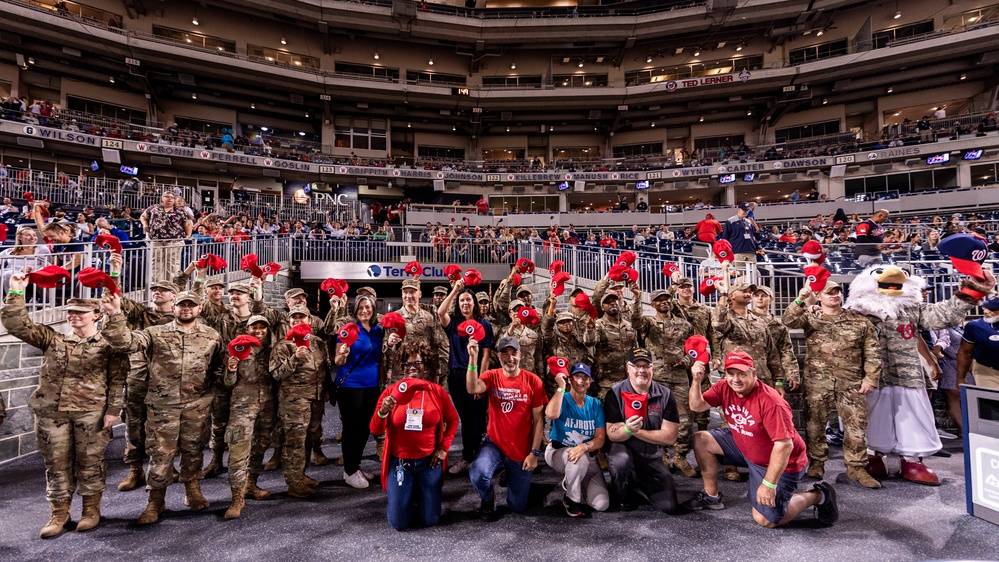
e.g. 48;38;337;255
2;122;955;183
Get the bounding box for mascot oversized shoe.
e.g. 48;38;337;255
901;457;940;486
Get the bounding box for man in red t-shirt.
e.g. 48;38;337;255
466;336;547;521
683;351;839;528
476;195;489;216
695;213;722;243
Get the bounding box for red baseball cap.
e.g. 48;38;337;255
573;292;598;319
684;335;710;364
263;262;281;276
622;391;648;420
444;264;463;281
662;262;679;276
197;253;227;271
380;311;408;338
463;268;482;287
390;378;432;405
615;251;637;267
608;264;638;283
27;265;71;289
77;267;120;295
699;276;722;297
804;265;831;292
801;240;825;265
550;271;572;296
724;351;755;372
517;307;540;327
240;254;263;278
287;323;313;347
713;240;734;263
458;319;486;341
516;258;535;273
95;233;122;254
404;260;422;276
227;335;261;361
547;356;569;377
336;323;359;346
549;260;564;276
321;278;349;298
511;273;522;287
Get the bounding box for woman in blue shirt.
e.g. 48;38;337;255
544;362;609;516
333;294;386;489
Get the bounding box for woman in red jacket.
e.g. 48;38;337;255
370;340;459;531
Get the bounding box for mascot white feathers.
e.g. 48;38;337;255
845;264;993;485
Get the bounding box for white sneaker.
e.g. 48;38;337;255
448;460;470;475
937;428;959;440
345;470;370;489
360;469;375;480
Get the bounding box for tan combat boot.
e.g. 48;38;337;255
263;448;282;471
77;493;102;532
673;454;699;478
286;479;315;499
184;480;210;511
203;449;224;478
39;499;72;538
807;461;825;479
301;473;319;488
117;462;145;491
137;488;167;525
224;486;245;519
846;466;882;489
246;474;272;500
312;447;330;466
723;465;742;481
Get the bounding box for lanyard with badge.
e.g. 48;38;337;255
404;390;425;432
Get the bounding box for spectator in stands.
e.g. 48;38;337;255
140;192;193;282
853;209;888;266
917;117;932;142
789;190;801;202
192;224;214;243
618;194;630;211
0;197;17;215
925;229;941;251
695;213;722;243
778;228;797;244
720;202;761;263
75;213;94;240
476;194;490;216
636;197;649;211
0;226;51;298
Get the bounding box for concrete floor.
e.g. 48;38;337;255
0;406;996;562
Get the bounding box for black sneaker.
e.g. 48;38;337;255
563;495;586;518
682;490;725;511
813;482;839;525
479;498;498;522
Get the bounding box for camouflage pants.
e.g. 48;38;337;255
278;392;323;483
123;375;148;464
226;395;275;489
805;378;869;468
144;395;213;490
209;387;232;455
661;380;693;456
35;409;112;502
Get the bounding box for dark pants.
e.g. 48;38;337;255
386;455;444;531
606;442;679;514
336;386;379;474
448;368;488;463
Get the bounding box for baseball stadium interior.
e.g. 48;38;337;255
1;0;999;559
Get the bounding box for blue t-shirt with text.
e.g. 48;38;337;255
550;393;605;446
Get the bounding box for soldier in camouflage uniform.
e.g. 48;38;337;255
493;267;534;332
477;291;495;322
221;315;275;518
108;252;185;492
631;288;698;477
671;277;714;432
583;292;637;400
391;279;445;382
541;303;591;397
423;286;452;384
103;291;225;525
2;285;125;538
270;305;331;498
591;276;628;316
752;286;801;389
783;282;882;488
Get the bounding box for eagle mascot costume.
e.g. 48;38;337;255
845;263;994;485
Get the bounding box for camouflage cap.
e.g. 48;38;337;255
432;286;449;295
675;277;694;287
228;283;253;294
65;298;100;312
600;292;620;305
516;286;533;296
819;280;842;294
401;278;421;291
284;288;306;300
731;282;758;294
357;286;378;299
288;305;311;317
205;278;226;288
753;285;774;298
609;282;627;290
555;311;575;323
475;291;490;302
175;291;201;305
650;289;672;302
150;280;180;293
509;299;526;310
247;314;270;326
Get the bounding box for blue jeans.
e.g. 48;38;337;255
386;455;443;531
469;436;533;513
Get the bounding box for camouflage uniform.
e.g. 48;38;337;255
223;334;275;491
673;296;715;430
395;305;444;383
783;301;881;468
712;305;783;386
103;309;226;490
420;300;450;383
753;310;801;386
1;296;125;502
118;281;179;467
541;310;591;396
631;295;695;455
584;302;637;400
270;335;330;488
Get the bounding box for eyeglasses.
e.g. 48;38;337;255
402;361;423;370
627;362;652;371
175;302;199;308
